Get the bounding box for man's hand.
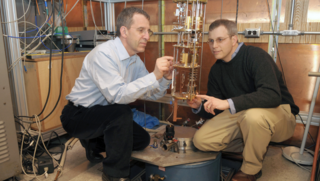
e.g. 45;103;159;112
196;95;230;115
187;96;202;109
153;56;174;80
163;60;174;80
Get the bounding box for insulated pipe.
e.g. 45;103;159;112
199;4;206;94
300;70;320;155
153;31;320;35
104;3;108;30
310;125;320;181
289;0;295;30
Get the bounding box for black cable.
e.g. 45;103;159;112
15;119;52;157
266;0;287;86
37;0;54;117
40;0;65;122
17;0;66;123
46;131;64;167
235;0;239;24
17;0;56;120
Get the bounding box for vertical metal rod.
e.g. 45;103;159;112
104;2;108;30
158;0;163;120
199;4;206;94
1;0;29;122
267;0;281;63
220;0;223;19
289;0;295;30
300;71;320;154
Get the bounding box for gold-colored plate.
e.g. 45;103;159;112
172;28;202;32
173;45;201;49
173;64;200;68
172;92;196;100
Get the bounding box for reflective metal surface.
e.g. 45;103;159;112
308;0;320;22
132;126;219;167
114;0;159;26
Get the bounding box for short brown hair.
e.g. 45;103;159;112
116;7;150;37
209;19;238;36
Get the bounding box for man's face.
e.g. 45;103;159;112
124;13;151;55
208;25;236;62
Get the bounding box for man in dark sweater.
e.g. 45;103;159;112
187;19;299;181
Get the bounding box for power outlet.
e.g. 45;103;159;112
244;28;261;38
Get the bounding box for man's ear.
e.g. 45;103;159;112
232;35;238;45
120;26;127;38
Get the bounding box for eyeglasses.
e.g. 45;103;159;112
135;27;153;37
207;36;230;45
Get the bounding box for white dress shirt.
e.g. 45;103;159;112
66;37;171;107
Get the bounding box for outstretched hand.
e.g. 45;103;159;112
187;96;202;109
196;95;230;115
153;56;174;80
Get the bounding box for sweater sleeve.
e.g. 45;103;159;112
231;47;282;113
196;64;224;119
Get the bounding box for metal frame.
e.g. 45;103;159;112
267;0;282;62
0;0;29;127
0;9;21;180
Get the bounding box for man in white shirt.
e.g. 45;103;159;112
60;7;173;181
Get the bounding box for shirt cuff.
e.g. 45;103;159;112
158;77;171;89
227;98;236;114
192;102;203;114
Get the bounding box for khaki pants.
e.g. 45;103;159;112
193;104;296;175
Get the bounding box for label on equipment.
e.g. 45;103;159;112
158;166;165;172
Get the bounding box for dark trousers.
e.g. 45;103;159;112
60;101;150;177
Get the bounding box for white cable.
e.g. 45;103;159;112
7;25;54;71
100;1;104;27
19;132;47;180
289;152;312;172
22;0;27;70
142;0;144;10
280;147;312;172
1;0;31;24
63;0;81;19
89;0;110;39
34;115;61;166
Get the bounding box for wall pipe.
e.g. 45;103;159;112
153;31;320;35
289;0;295;30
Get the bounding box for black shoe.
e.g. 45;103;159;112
102;172;130;181
232;170;262;181
80;139;104;163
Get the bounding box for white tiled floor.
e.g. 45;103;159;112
15;140;311;181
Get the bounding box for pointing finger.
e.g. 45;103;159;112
196;95;210;100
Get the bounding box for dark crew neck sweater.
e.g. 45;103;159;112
197;44;299;119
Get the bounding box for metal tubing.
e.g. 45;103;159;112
199;4;206;93
154;31;320;36
289;0;295;30
1;0;29;121
311;125;320;181
104;3;108;30
300;68;320;154
308;72;320;77
302;32;320;35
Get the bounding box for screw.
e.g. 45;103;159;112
3;102;6;105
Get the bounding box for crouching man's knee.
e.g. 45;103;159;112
193;131;225;152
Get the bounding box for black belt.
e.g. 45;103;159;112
68;100;85;108
68;100;74;106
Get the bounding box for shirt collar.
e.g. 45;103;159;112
114;37;131;61
231;42;244;59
